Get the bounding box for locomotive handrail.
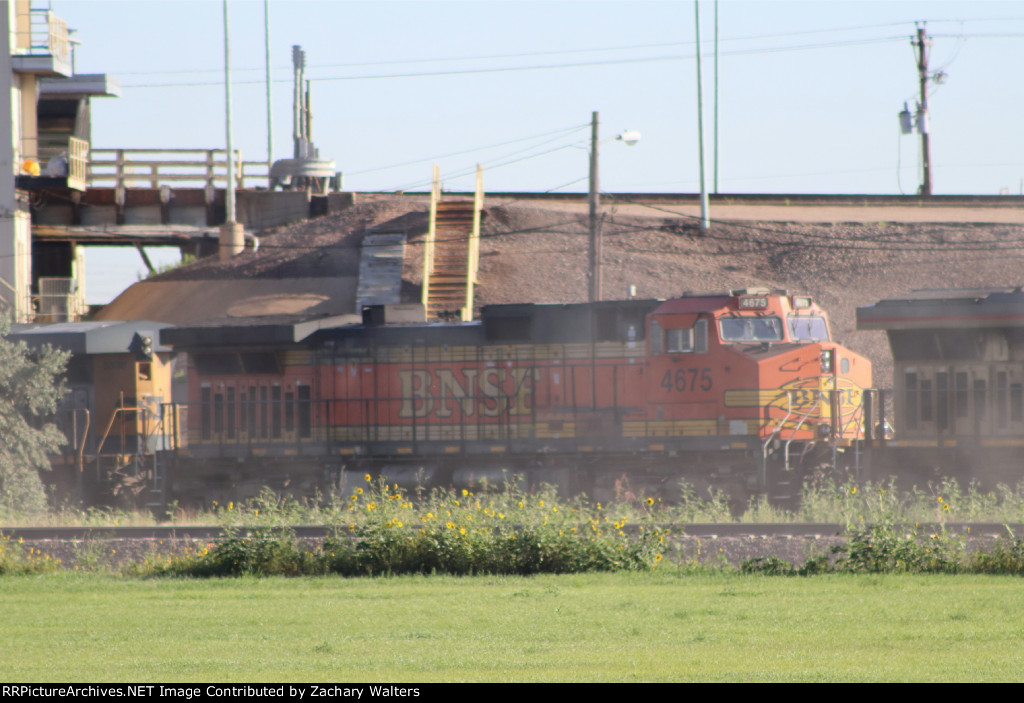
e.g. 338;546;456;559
761;390;794;487
783;391;823;471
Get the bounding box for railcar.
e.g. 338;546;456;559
158;288;871;505
857;287;1024;485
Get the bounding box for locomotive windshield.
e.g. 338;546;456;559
719;316;784;342
787;315;830;341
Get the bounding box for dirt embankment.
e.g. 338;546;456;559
151;194;1024;388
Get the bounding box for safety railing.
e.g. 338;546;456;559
20;7;69;60
86;149;269;190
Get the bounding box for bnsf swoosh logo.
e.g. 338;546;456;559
725;378;863;418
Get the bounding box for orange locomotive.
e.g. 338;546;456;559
161;289;871;503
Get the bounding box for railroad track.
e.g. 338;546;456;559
4;522;1021;543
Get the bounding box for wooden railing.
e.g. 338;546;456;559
86;149;269;190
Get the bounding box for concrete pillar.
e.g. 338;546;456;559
219;221;244;261
0;3;30;320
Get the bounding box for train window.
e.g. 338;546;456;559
787;316;830;341
955;372;969;418
239;392;247;436
650;320;663;355
905;372;918;429
1012;384;1023;423
664;320;708;353
719;316;783;342
666;328;692;353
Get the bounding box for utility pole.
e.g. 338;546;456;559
913;23;933;196
713;0;719;195
694;0;709;230
264;0;273;177
588;111;601;302
219;0;243;261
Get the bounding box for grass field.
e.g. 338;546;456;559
3;571;1023;682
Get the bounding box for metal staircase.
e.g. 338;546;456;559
421;165;483;321
356;230;406;309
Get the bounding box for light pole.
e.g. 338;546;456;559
588;112;640;302
694;0;709;231
220;0;243;261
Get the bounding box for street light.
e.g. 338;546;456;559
589;112;641;302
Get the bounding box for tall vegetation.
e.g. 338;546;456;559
0;315;68;513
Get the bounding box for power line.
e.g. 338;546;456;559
120;36;908;89
346;124;588;176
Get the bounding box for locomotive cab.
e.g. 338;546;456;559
645;289;870;446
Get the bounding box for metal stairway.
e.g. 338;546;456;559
421;165;483;321
356;230;406;309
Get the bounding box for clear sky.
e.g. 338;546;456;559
51;0;1024;301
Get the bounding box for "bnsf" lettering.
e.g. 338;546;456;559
397;368;533;419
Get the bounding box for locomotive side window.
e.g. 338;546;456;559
1012;383;1023;423
664;319;708;354
719;316;783;342
787;316;830;341
666;328;691;353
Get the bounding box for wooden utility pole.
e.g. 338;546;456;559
914;24;933;196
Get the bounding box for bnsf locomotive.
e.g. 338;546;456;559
157;288;871;505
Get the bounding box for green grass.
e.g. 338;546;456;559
2;571;1024;682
